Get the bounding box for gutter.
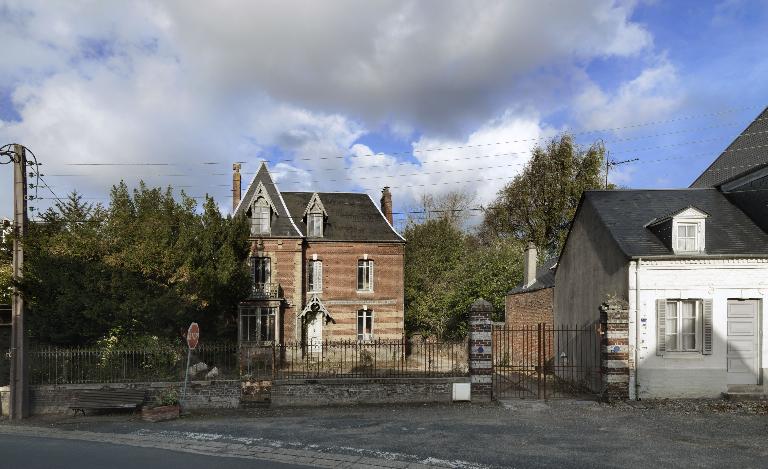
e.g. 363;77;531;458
629;254;768;260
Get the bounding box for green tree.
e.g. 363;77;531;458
480;134;607;257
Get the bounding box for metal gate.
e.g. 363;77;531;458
492;323;601;399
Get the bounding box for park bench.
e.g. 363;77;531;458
70;389;147;416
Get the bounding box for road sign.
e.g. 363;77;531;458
187;322;200;350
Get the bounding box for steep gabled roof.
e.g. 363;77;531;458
282;192;404;242
234;162;302;237
691;106;768;188
583;189;768;257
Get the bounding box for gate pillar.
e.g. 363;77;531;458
469;299;494;402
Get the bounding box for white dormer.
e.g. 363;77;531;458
670;207;708;254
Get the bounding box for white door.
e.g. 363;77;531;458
306;312;323;354
727;300;760;385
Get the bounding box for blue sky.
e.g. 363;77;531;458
1;0;767;228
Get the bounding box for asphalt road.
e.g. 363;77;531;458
0;435;311;469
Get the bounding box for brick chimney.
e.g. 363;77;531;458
380;186;393;225
232;163;242;213
523;242;537;287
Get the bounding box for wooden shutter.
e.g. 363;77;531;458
702;299;713;355
656;299;667;355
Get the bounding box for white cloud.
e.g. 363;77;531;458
572;59;683;131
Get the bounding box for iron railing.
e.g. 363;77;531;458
240;338;469;380
249;283;281;299
27;338;469;385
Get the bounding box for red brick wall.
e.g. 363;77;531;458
249;239;405;343
306;242;405;341
505;288;554;328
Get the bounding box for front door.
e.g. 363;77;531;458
306;311;323;354
727;300;760;385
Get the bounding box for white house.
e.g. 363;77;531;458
555;106;768;399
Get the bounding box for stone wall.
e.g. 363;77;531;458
270;377;468;407
28;380;241;415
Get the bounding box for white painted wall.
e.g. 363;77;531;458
629;259;768;398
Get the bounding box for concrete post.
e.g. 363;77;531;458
600;296;630;401
469;299;494;402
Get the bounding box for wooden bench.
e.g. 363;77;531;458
70;389;147;416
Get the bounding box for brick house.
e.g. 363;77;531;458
233;163;405;347
505;243;556;328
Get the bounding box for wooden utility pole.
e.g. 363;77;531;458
9;144;28;419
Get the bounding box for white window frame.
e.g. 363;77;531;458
664;299;701;353
357;259;374;292
675;222;698;253
357;309;374;341
671;218;705;254
252;198;271;235
307;211;323;237
308;259;322;293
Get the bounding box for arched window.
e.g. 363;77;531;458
252;197;271;235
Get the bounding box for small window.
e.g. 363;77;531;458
357;309;373;341
664;300;700;352
357;259;373;292
307;212;323;237
308;260;322;292
676;223;697;252
252;257;271;285
252;198;271;235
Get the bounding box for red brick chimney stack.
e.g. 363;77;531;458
381;186;393;225
232;163;242;213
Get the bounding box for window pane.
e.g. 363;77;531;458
665;334;677;352
681;301;695;318
682;334;696;350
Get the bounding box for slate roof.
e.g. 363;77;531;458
584;189;768;257
508;257;558;294
235;163;403;242
691;106;768;188
282;192;404;242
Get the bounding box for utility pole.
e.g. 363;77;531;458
9;144;28;419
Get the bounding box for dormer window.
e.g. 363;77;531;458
647;205;708;255
252;197;271;235
307;211;323;237
676;223;697;252
303;193;327;238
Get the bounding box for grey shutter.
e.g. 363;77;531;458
264;257;271;284
656;299;666;355
316;261;323;292
702;299;713;355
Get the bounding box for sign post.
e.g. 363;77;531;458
181;322;199;410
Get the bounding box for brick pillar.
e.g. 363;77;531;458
469;298;493;402
600;296;630;401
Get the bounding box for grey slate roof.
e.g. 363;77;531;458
584;189;768;257
508;257;558;294
691;106;768;188
234;163;403;242
282;192;404;242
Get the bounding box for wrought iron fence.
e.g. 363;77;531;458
492;323;601;399
28;338;468;385
241;338;469;380
29;342;241;385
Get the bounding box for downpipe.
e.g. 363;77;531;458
634;258;642;400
